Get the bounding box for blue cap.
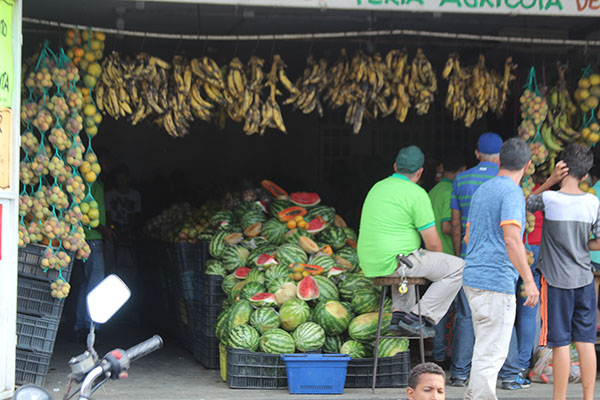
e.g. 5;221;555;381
477;132;503;155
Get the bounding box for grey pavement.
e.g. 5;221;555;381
41;324;597;400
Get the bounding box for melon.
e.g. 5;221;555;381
267;276;294;293
334;214;347;228
284;228;310;245
306;205;335;225
229;280;248;301
233;267;251;279
297;276;320;301
298;236;320;254
269;199;294;218
289;192;321;207
310;255;336;271
224;232;244;245
244;222;262;238
249;292;277;307
204;260;226;276
210;210;234;228
241;210;267;231
275;282;297;305
209;230;228;258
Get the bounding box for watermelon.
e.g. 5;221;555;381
248;244;278;268
239;282;266;300
297;276;320;301
306;205;335;225
235;201;263;220
204;260;226;276
227;300;254;332
327;267;346;280
241;236;268;249
289;192;321;207
276;243;308;266
348;312;392;342
351;290;381;314
198;231;214;241
383;297;392;313
246;268;265;284
298;236;320;254
224;232;244;246
336;246;359;268
323;335;343;353
340;340;367;359
275;282;297;305
260;328;296;354
215;309;231;341
265;264;291;286
222;246;250;272
269;199;294;218
241;210;267;231
310;255;336;271
230;280;247;301
284;228;310;244
244;222;262;237
221;274;239;295
262;219;287;245
233;267;251;279
279;298;310;331
209;230;228;258
313;276;339;301
338;274;373;301
334;214;347;228
343;227;358;242
318;227;347;250
210;210;234;228
313;300;351;336
340;301;355;320
228;324;260;351
267;276;294;293
306;217;327;234
378;338;409;358
249;292;277;307
250;307;281;334
293;322;326;352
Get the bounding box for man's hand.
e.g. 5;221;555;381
548;161;569;186
522;280;540;308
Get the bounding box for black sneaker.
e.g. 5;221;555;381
501;374;531;390
448;377;468;387
396;312;435;338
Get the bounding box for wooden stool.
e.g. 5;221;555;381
371;276;430;393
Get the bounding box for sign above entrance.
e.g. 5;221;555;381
142;0;599;17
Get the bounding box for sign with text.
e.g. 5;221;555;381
0;108;11;190
149;0;600;17
0;1;13;108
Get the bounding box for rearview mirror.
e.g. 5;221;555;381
86;274;131;324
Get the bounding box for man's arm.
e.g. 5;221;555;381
451;209;462;257
531;161;569;196
502;224;539;307
441;221;452;235
419;226;443;252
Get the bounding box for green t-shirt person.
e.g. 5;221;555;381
358;146;437;277
428;177;454;255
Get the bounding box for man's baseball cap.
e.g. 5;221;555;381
477;132;503;154
395;145;425;173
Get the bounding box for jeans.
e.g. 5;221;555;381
515;244;542;370
433;309;451;361
74;240;105;331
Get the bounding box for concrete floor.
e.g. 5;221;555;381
39;322;598;400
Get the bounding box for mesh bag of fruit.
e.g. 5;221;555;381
574;65;600;117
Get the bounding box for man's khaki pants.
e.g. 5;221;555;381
463;286;516;400
384;249;464;325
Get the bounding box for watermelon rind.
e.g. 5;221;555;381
293;322;326;352
313;276;339;302
262;219;287;245
222;246;250;272
259;328;295;354
279;298;310;331
338;274;373;301
313;300;351;336
250;307;281;334
378;338;409;358
221;274;239;295
227;300;254;332
323;335;343;353
348;312;392;342
340;340;367;359
209;230;229;258
351;289;381;314
310;255;336;272
276;243;308;266
239;281;266;301
228;324;260;351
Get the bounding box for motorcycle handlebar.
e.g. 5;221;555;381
125;335;163;363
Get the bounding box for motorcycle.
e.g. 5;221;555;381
14;274;163;400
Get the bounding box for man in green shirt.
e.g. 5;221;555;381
358;146;465;337
428;153;466;364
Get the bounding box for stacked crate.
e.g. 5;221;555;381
16;244;73;385
194;274;225;369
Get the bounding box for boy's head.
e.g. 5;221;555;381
560;143;594;181
406;362;446;400
442;152;466;177
499;137;531;172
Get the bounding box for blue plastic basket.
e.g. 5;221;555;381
280;354;351;394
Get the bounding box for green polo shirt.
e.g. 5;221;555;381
84;181;106;241
428;177;454;255
357;173;435;277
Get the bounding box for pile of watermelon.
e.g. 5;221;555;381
203;181;408;357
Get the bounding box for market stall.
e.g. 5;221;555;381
4;0;600;396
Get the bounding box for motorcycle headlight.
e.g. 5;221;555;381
13;384;53;400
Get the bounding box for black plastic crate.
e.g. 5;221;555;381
172;242;208;273
193;332;219;369
16;313;60;353
17;276;65;318
344;351;410;388
175;270;196;301
197;304;221;337
226;347;288;389
187;300;203;331
15;348;52;386
201;274;225;307
18;244;73;283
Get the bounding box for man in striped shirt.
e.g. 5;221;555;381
448;133;501;386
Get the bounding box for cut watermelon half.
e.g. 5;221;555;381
249;292;277;307
289;192;321;207
306;216;327;234
297;276;320;301
233;267;251;279
261;180;288;199
327;266;345;278
256;253;278;267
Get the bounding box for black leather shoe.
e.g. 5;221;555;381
448;377;467;387
396;312;435;338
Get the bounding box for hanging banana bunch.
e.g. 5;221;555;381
324;49;351;110
497;57;517;116
242;56;266;135
258;55;287;134
384;48;411;122
191;56;228;107
225;57;254;124
284;55;328;116
408;48;437;116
